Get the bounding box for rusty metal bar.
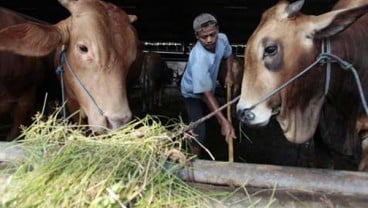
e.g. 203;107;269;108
179;159;368;197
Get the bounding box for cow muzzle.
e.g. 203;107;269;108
106;112;132;130
236;100;275;127
87;111;132;134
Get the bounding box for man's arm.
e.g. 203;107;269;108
202;91;236;141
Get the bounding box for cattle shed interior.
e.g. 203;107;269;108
1;0;338;58
3;0;361;170
2;1;368;206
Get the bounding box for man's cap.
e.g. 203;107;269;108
193;13;217;32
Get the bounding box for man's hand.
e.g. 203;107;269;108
202;91;237;143
220;119;236;143
225;74;234;88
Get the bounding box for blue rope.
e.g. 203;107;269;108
55;50;67;120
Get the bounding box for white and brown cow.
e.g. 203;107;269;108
236;0;368;170
0;0;139;135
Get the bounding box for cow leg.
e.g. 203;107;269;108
296;139;316;168
157;83;164;107
157;88;162;107
147;80;158;111
140;65;148;113
141;91;147;113
310;131;335;169
148;81;154;111
358;135;368;171
7;114;23;141
356;115;368;171
151;84;158;109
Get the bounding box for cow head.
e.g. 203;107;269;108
236;0;368;143
0;0;138;133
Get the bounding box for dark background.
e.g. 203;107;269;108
0;0;337;44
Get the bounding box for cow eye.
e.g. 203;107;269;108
264;45;277;57
78;44;88;53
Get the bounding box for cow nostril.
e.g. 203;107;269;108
122;112;132;124
244;110;255;121
237;109;255;122
106;117;123;130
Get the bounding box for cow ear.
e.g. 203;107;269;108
128;15;138;23
0;23;62;56
311;5;368;39
286;0;305;18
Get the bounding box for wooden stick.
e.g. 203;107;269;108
226;85;234;162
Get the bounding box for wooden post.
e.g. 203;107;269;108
226;84;234;162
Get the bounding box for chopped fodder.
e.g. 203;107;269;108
0;113;213;208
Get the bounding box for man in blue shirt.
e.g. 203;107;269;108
181;13;236;156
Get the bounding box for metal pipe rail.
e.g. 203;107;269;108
142;41;246;57
179;159;368;197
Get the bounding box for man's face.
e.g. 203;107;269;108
196;24;219;52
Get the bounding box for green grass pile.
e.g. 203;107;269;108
0;113;211;208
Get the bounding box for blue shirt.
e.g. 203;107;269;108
181;33;232;99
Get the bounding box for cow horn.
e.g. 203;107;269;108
58;0;79;9
286;0;305;18
128;15;138;23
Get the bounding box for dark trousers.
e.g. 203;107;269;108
183;97;208;148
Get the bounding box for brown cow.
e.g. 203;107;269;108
128;51;173;113
236;0;368;170
0;0;139;134
0;8;54;140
